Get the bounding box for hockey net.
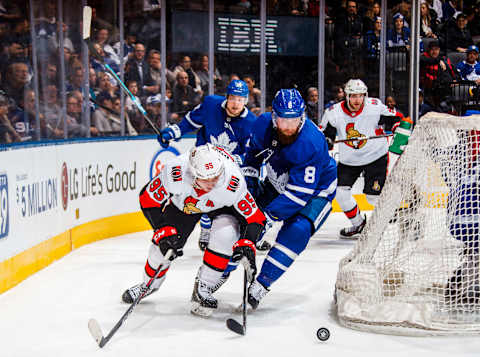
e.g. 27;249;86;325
335;112;480;336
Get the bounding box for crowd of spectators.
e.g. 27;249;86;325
2;0;480;144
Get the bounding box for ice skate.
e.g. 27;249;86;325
190;278;218;317
121;283;157;304
339;216;366;239
247;280;269;310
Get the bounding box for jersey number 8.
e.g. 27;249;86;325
304;166;316;184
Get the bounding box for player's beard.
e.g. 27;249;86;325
276;127;299;146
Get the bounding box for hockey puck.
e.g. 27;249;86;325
316;327;330;341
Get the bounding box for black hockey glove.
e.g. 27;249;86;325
326;137;334;151
232;239;257;282
152;226;183;261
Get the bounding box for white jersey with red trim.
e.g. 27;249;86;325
320;98;401;166
143;148;264;225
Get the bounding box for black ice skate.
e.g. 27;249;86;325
256;240;271;251
340;216;366;239
121;283;157;304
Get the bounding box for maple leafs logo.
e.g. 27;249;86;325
210;132;238;154
265;162;289;193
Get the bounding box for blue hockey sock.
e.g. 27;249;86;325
200;214;211;230
257;216;311;288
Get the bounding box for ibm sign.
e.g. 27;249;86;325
217;17;278;54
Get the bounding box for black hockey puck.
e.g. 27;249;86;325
316;327;330;341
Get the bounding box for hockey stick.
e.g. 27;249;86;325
334;133;393;143
82;6;161;135
226;269;248;335
88;249;174;348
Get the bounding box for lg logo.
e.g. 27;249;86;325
0;173;9;239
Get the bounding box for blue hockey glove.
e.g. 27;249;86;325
157;127;175;148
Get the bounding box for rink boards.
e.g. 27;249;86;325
0;136;371;294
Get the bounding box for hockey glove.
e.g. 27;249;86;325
152;226;183;261
232;239;257;282
157;125;181;148
245;176;263;200
326;137;334;151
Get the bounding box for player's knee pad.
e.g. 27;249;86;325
366;194;379;207
336;186;356;211
209;214;239;256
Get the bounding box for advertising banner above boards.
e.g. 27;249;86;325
0;137;195;263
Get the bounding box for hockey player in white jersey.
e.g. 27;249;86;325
122;144;266;317
320;79;405;238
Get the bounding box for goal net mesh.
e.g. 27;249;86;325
335;112;480;335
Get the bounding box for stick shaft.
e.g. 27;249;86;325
334;133;393;143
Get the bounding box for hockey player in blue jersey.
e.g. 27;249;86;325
157;79;263;251
240;88;338;309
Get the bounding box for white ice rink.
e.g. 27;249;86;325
1;212;480;357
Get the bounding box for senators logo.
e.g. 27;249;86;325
171;166;182;182
344;123;367;149
183;196;202;214
227;175;240;192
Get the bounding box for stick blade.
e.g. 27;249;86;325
82;6;92;40
226;318;245;335
88;318;105;347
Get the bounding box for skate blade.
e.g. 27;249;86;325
190;302;214;317
339;234;359;240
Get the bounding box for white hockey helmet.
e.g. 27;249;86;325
188;143;225;181
344;79;368;102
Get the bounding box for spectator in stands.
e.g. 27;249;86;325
9;89;48;141
124;79;142;123
305;87;319;125
90;42;120;74
425;0;443;22
388;1;411;26
467;3;480;38
146;49;173;95
243;74;261;115
95;27;121;67
419;88;434;117
420;40;459;105
47;21;74;58
363;2;381;33
196;54;222;94
66;67;85;93
173;55;202;95
456;45;480;84
446;13;473;53
0;93;20;143
125;43;152;98
443;0;460;23
92;91;121;135
324;84;345;111
2;61;30;106
387;13;411;51
113;32;136;63
65;93;97;137
96;71;117;99
420;1;438;39
365;16;382;63
171;70;200;116
45;61;58;85
334;0;364;66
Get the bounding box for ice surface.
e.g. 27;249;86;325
1;213;479;357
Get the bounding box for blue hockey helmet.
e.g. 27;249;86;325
227;79;249;99
272;89;305;119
